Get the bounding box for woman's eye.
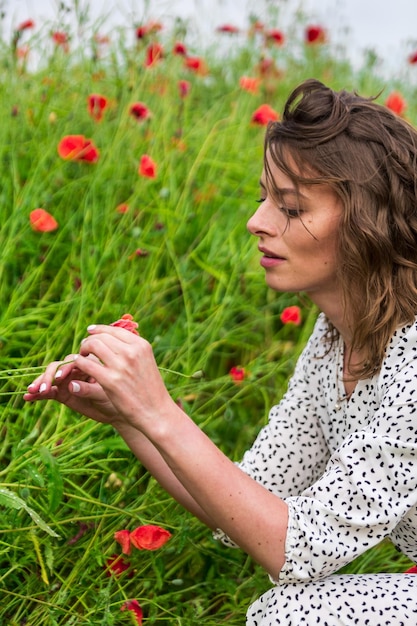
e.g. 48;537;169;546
280;206;300;218
256;198;266;204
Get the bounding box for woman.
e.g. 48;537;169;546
25;79;417;624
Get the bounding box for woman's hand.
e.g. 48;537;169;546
69;324;175;434
23;353;121;425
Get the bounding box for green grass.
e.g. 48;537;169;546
0;2;415;623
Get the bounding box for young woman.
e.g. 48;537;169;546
25;79;417;624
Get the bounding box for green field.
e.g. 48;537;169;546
0;3;415;624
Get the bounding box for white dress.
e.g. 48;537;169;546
218;314;417;625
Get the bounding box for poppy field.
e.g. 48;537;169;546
1;3;417;624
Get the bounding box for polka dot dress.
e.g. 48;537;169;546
217;313;417;624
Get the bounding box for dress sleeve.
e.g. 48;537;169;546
278;324;417;584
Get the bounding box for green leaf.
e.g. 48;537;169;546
0;487;60;538
39;446;64;513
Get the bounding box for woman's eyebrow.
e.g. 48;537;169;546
259;181;308;200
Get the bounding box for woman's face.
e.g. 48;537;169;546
247;152;342;309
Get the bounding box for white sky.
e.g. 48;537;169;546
4;0;417;75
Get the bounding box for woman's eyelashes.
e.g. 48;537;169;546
256;196;302;219
280;206;301;218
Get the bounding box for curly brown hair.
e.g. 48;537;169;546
265;78;417;378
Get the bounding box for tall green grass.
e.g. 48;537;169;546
0;3;415;623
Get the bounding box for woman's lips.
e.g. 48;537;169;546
259;247;286;268
260;254;285;268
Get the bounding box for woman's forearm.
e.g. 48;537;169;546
115;422;218;529
141;401;288;579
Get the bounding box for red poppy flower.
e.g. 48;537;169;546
239;76;261;94
121;599;143;625
265;29;285;46
305;25;327;44
251;104;279;125
30;208;59;232
52;31;69;51
408;51;417;64
138;154;157;178
116;202;129;214
216;24;240;34
128;248;150;260
135;21;163;40
129;525;172;550
184;56;208;75
87;93;108;122
129;102;151;122
178;79;191;98
280;305;302;326
173;41;187;56
405;565;417;573
145;42;163;67
110;313;139;335
114;529;131;554
229;366;246;384
57;135;99;163
136;25;148;39
104;554;131;577
385;91;407;116
17;19;35;31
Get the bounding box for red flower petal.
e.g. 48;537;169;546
408;51;417;64
120;599;143;625
280;305;302;326
104;554;131;577
87;93;108;122
184;56;208;75
265;29;285;46
145;42;163;67
114;529;131;555
385;91;407;116
251;104;279;125
110;313;139;335
138;154;157;178
129;525;172;551
229;366;246;384
173;41;187;56
178;80;191;98
239;76;261;95
305;25;327;44
57;135;99;163
405;565;417;573
17;19;35;31
129;102;151;121
30;208;58;232
216;24;240;34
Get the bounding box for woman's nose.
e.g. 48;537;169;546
247;200;273;237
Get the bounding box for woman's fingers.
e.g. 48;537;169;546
25;355;76;394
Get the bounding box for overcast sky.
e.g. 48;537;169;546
5;0;417;75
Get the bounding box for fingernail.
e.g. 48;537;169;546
55;370;63;379
87;324;96;331
39;383;47;393
27;383;36;390
71;381;81;393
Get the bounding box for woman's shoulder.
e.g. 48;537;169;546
381;316;417;371
294;312;336;372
